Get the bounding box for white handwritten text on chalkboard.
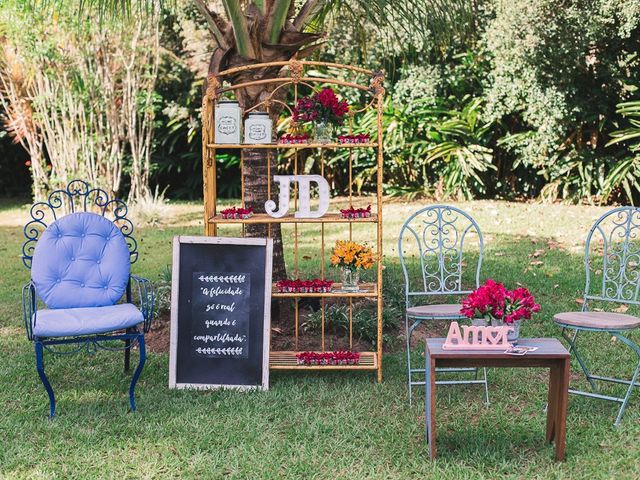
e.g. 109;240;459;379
191;272;250;359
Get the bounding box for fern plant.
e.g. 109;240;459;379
605;100;640;204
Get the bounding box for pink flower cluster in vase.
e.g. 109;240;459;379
276;278;334;293
220;206;253;219
460;279;541;324
279;133;309;144
293;87;349;125
338;134;370;144
296;351;360;366
340;205;372;219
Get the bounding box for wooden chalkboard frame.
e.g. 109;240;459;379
169;236;273;390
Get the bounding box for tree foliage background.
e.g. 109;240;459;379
1;0;639;204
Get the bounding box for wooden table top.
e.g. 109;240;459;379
426;338;570;359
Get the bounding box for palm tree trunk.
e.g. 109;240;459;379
242;147;286;281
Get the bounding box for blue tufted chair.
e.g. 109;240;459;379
21;180;153;418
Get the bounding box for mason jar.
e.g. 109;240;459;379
244;112;273;144
214;100;241;144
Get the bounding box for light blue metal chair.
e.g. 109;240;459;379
21;180;154;418
398;205;489;404
554;206;640;426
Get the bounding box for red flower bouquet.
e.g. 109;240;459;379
293;87;349;126
296;351;360;366
460;279;540;324
220;206;253;219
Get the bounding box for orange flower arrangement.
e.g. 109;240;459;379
331;240;375;271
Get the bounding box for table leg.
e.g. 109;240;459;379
546;365;559;443
425;355;436;459
554;358;570;461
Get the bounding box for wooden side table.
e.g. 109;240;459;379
425;338;570;461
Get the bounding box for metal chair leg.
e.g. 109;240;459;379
563;327;597;391
35;341;55;419
405;314;413;405
124;338;131;373
128;334;146;412
482;367;490;406
611;332;640;426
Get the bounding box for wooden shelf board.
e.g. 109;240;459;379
269;351;378;370
208;213;378;224
207;142;377;149
272;282;377;298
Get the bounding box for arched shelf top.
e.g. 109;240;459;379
207;60;385;100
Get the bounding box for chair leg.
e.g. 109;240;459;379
482;367;490;406
611;332;640;426
124;338;131;373
128;334;146;412
563;327;597;391
35;341;55;419
405;314;413;405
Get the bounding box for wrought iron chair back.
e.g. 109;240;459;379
398;204;484;301
22;179;138;269
583;206;640;308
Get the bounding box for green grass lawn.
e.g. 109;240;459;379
0;198;638;479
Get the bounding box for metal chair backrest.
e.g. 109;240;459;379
584;206;640;307
398;205;483;302
22;179;138;269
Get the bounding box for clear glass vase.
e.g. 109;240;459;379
491;318;521;344
341;267;360;292
313;120;333;144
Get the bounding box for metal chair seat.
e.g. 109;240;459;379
555;311;640;330
407;304;463;319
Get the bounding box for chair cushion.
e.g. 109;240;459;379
554;311;640;330
407;304;464;318
33;303;143;338
31;212;131;309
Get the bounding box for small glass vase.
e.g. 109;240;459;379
313;120;333;144
341;267;360;292
491;318;521;344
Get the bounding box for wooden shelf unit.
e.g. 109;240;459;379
202;60;384;381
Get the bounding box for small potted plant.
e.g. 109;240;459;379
330;240;375;292
460;279;541;343
293;87;349;143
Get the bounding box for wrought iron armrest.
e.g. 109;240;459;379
129;275;154;333
22;281;37;341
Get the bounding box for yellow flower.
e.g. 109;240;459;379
331;240;375;270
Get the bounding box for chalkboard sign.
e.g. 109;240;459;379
169;236;272;390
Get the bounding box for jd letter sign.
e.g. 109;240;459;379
265;175;330;219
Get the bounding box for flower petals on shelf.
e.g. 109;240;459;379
275;278;334;293
220;206;254;219
295;351;360;366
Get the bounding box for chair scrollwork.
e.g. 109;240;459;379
584;206;640;306
22;179;138;268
